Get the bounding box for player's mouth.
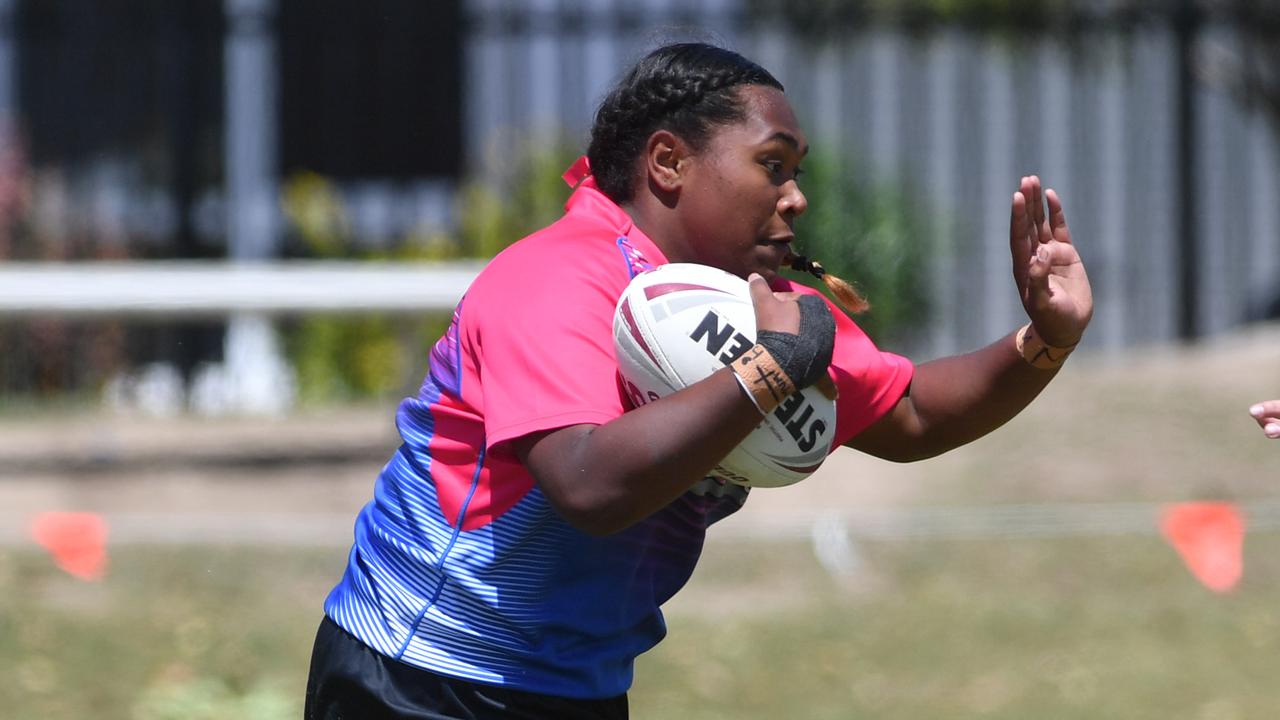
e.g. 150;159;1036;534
761;235;795;264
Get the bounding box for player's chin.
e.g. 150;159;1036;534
751;247;789;279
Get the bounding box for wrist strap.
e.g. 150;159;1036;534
1015;323;1077;370
731;344;796;415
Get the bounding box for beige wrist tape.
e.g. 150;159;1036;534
1015;323;1077;370
731;344;797;415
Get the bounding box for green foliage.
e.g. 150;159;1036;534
791;151;931;345
277;142;579;404
284;314;451;405
278;142;939;401
454;140;582;259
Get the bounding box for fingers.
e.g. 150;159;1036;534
1025;241;1052;295
1013;178;1034;286
747;273;774;306
1046;188;1073;245
1010;189;1028;243
1027;239;1083;288
1250;401;1280;438
815;374;839;401
1018;174;1049;243
748;273;800;335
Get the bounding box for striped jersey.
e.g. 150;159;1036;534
323;171;914;699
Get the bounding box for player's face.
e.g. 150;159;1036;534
679;85;809;280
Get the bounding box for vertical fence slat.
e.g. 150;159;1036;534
868;33;900;181
1248;110;1280;319
981;40;1018;341
1098;33;1128;352
926;29;961;358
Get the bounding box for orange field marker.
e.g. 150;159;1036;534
30;512;109;581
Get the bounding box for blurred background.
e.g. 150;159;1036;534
1;1;1278;718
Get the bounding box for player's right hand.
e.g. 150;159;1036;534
748;274;835;389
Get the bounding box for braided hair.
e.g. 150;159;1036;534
587;43;782;203
785;253;870;315
589;42;869;314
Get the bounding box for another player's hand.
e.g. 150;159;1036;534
1250;401;1280;439
1010;175;1094;348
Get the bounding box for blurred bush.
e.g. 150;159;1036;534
791;151;931;346
453;139;582;259
277;139;579;404
0;132;932;407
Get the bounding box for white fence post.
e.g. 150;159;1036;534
225;0;284;414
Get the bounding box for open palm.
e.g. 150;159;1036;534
1010;175;1093;348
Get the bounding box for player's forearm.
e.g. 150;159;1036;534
893;330;1060;460
529;368;762;535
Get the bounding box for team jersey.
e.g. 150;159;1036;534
323;170;915;699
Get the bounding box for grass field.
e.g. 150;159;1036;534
4;535;1280;720
2;325;1278;718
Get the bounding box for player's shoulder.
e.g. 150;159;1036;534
463;218;644;324
485;218;631;284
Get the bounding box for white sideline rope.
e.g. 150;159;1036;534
721;499;1280;541
2;500;1277;547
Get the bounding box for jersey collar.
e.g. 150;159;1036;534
562;157;667;265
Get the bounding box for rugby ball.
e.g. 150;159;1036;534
612;263;837;488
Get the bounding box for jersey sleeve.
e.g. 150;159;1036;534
464;246;628;450
783;283;914;447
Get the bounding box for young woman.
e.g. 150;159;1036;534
305;42;1093;719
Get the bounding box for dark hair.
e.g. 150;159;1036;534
586;43;783;203
588;43;870;314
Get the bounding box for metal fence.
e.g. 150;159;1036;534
1;0;1278;409
464;0;1280;357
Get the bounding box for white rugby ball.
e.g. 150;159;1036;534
612;263;837;488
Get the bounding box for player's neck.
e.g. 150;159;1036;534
622;194;694;264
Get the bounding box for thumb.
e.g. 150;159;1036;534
747;273;772;302
749;273;799;334
1026;245;1052;298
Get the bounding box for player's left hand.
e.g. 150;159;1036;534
1010;175;1093;348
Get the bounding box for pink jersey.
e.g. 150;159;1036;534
324;171;915;698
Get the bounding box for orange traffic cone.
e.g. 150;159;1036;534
30;512;109;581
1159;502;1244;593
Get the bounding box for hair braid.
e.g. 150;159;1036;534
786;253;870;315
587;44;783;202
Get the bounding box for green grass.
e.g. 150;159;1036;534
4;535;1279;719
638;537;1280;719
3;326;1277;718
0;547;342;720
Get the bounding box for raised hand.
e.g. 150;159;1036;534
1010;175;1094;348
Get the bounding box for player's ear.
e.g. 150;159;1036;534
644;130;688;194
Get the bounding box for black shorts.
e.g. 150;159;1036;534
304;616;629;720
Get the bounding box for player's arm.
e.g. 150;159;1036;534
513;276;830;536
514;370;759;535
847;176;1093;462
846;334;1058;461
